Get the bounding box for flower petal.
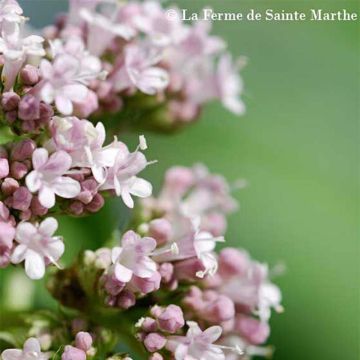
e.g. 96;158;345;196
32;148;49;170
23;337;41;353
15;222;36;244
42;150;72;176
38;186;56;208
11;244;28;264
24;249;45;279
52;176;81;198
129;177;152;198
25;171;42;193
1;349;23;360
55;95;73;115
114;262;133;283
39;217;58;237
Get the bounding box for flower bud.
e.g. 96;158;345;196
11;139;36;161
85;193;104;213
202;294;235;323
132;272;161;294
75;331;93;352
141;317;157;332
10;161;28;179
164;166;194;194
158;305;184;333
1;92;20;111
1;178;19;195
117;290;136;309
0;158;9;179
69;201;84;216
149;353;164;360
30;196;48;216
12;186;32;211
148;218;172;246
18;94;40;121
218;248;249;277
159;262;174;283
143;333;166;352
61;345;86;360
20;65;39;85
235;316;270;345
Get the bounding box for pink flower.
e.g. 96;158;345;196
80;4;135;56
213;54;245;115
133;2;185;47
39;54;89;115
111;230;157;283
0;201;15;267
11;217;64;279
1;337;49;360
100;137;152;208
166;322;228;360
26;148;80;208
49;116;120;184
61;346;86;360
112;43;169;95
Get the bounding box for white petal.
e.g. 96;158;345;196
111;246;122;263
38;186;56;208
121;189;134;208
114;263;133;282
1;349;23;360
15;222;36;243
129;177;152;198
32;148;49;169
24;250;45;280
23;338;41;353
52;176;81;198
55;95;73;115
25;171;42;193
39;217;58;236
11;244;28;264
202;325;223;343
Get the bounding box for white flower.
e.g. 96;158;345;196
11;218;64;280
39;54;90;115
100;136;153;208
111;230;157;283
26;148;81;208
112;43;169;95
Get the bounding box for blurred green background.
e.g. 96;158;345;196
0;1;359;359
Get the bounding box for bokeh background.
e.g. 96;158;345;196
0;1;359;359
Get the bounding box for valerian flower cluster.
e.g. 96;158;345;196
0;1;281;360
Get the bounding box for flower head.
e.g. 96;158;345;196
26;148;81;208
111;230;157;283
1;337;50;360
11;217;64;279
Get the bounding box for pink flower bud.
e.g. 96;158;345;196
117;290;136;309
10;161;28;179
1;92;20;111
158;305;184;333
5;110;17;123
148;218;172;246
141;317;157;332
0;158;9;179
164;166;194;194
30;196;48;216
159;262;174;283
85;193;104;213
1;178;19;195
144;333;166;352
132;272;161;294
69;201;84;216
12;186;32;211
202;213;227;236
20;209;32;220
61;345;86;360
235;316;270;345
39;102;54;123
0;244;11;268
149;353;164;360
0;222;15;249
218;248;250;277
103;274;125;296
20;65;39;85
150;305;163;318
75;331;93;352
11;139;36;161
18;94;40;121
202;294;235;323
73;90;99;118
